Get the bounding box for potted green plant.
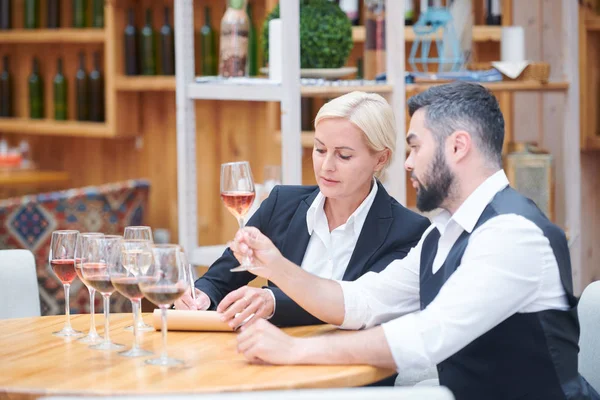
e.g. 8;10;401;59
261;0;354;78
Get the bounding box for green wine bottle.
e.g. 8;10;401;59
0;56;11;117
140;9;156;75
75;52;88;121
1;0;12;30
124;8;138;76
92;0;104;28
24;0;39;29
53;58;67;120
247;3;257;77
73;0;87;28
28;58;43;119
89;52;104;122
160;7;175;75
199;7;217;76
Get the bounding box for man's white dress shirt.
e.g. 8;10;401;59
338;170;570;372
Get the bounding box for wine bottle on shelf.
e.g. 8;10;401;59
140;9;156;75
247;3;258;76
24;0;40;29
53;58;67;121
92;0;104;28
160;7;175;75
124;8;139;76
339;0;359;26
0;0;11;30
486;0;502;25
73;0;87;28
0;56;11;117
199;6;217;76
47;0;60;28
75;52;88;121
89;52;104;122
29;58;43;119
405;0;415;25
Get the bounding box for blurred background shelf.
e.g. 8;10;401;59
352;25;503;43
0;118;113;138
115;76;176;91
0;29;105;43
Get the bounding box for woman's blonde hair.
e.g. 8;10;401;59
314;91;396;178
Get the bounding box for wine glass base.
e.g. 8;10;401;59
230;265;252;272
145;356;184;366
52;327;83;337
118;347;154;358
89;341;125;351
124;323;154;332
76;332;102;344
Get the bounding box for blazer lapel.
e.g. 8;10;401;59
280;188;319;266
342;180;393;281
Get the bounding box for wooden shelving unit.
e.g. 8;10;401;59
0;170;70;186
580;8;600;150
408;81;570;93
352;25;503;43
585;14;600;31
0;118;113;138
0;29;105;43
115;76;177;91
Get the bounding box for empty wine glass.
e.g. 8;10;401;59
110;239;155;357
220;161;256;272
139;244;187;366
74;232;104;344
123;225;154;332
50;230;82;337
179;249;197;302
81;235;125;351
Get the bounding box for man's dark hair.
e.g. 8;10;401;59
407;82;505;168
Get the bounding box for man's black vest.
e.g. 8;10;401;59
420;187;599;400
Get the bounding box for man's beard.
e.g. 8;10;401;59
413;147;455;212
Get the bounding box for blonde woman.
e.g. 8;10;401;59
176;91;430;329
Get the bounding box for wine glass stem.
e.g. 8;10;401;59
238;218;251;267
103;294;111;345
88;287;98;335
132;299;141;350
160;307;168;361
64;283;72;329
238;217;244;229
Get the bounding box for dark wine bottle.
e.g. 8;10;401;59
53;58;67;120
24;0;39;29
486;0;502;26
140;8;156;75
75;52;88;121
405;0;415;26
0;56;12;117
124;8;139;76
92;0;104;28
0;0;11;30
247;3;257;76
47;0;60;28
160;7;175;75
29;58;43;119
73;0;87;28
89;52;104;122
199;7;217;76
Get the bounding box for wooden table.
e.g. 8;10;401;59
0;313;395;399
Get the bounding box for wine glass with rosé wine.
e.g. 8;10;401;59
139;244;187;366
220;161;256;272
74;232;104;344
49;230;82;337
81;235;125;351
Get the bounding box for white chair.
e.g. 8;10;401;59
42;387;455;400
0;249;40;319
578;280;600;392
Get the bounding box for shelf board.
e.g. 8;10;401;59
0;118;113;138
352;25;502;43
584;136;600;151
301;84;393;97
407;81;570;93
115;76;176;91
0;29;105;43
188;79;283;101
0;170;70;186
586;15;600;31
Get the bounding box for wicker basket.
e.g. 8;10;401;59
466;62;551;83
